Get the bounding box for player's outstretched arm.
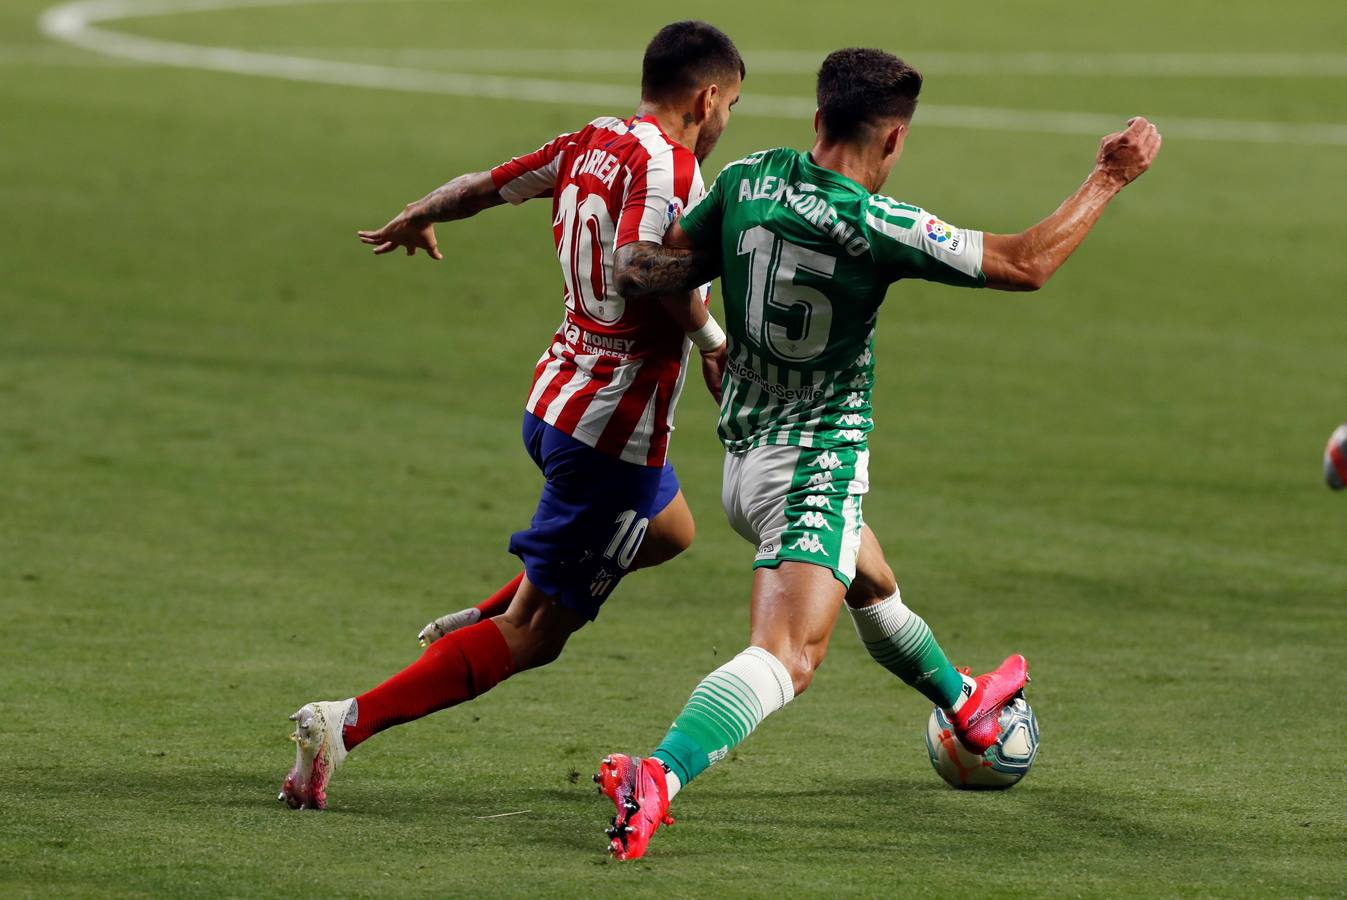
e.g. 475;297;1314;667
357;171;506;260
981;117;1161;291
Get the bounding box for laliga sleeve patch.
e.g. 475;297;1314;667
665;197;685;228
923;215;966;256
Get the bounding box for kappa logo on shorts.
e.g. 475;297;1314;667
842;392;866;409
789;534;829;556
813;451;844;471
806;471;836;491
793;511;833;531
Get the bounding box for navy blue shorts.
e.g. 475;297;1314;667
508;413;681;620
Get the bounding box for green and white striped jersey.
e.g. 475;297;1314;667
679;147;987;452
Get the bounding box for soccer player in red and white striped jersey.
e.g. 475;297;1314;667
278;22;743;812
494;112;709;466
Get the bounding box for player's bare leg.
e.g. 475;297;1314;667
844;525;898;609
492;577;589;670
747;562;849;695
631;489;694;570
419;491;693;646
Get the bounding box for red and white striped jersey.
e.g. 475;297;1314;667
491;115;706;468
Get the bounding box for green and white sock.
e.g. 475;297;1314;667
652;646;794;798
849;589;970;711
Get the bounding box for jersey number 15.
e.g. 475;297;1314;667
736;225;836;363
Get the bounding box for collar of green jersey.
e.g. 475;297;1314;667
801;151;868;195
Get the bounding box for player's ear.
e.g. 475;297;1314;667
814;109;822;135
701;83;720;122
883;123;904;157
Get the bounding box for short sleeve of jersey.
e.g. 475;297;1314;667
676;167;727;247
490;131;576;205
865;196;986;288
614;145;696;249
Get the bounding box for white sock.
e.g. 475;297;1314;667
653;646;795;796
948;674;977;714
849;588;913;642
663;767;683;800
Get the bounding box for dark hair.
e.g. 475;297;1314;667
641;21;745;101
816;48;922;142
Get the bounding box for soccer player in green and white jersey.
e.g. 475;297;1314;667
595;48;1162;859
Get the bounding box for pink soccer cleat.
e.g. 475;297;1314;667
594;754;675;860
950;655;1030;754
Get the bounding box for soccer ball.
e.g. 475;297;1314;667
925;697;1039;790
1324;423;1347;491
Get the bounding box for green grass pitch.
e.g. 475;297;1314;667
3;0;1345;895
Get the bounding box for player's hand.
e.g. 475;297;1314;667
1094;117;1162;187
357;208;444;260
701;342;727;404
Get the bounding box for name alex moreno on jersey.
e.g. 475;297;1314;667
735;176;872;258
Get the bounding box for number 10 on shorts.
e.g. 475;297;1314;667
604;510;648;570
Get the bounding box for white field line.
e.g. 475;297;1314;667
255;47;1347;78
38;0;1347;148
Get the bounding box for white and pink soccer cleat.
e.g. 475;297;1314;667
416;608;482;648
278;699;352;810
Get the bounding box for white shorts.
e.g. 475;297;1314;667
721;443;869;587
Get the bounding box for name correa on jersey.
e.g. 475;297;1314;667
491;115;705;467
678;147;986;454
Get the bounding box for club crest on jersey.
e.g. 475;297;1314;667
924;216;964;255
665;197;684;228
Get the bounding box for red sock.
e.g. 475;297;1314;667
343;619;514;750
475;571;524;618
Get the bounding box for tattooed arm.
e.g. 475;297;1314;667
613;222;728;401
612;221;722;302
357;171;506;260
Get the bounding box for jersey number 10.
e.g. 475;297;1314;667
555;183;624;325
